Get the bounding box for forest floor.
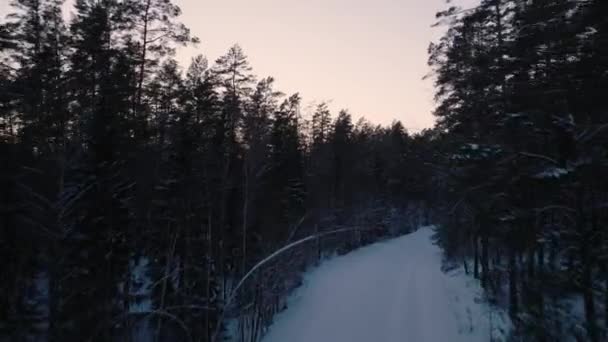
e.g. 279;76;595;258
261;226;511;342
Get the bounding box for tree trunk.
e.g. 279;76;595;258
204;166;214;342
473;235;479;279
537;243;545;318
527;248;535;279
242;161;249;276
155;224;179;342
316;224;321;263
135;0;152;123
508;248;518;319
219;133;233;302
481;232;489;289
582;260;598;342
578;186;598;342
604;277;608;333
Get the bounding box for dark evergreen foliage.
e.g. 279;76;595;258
0;2;428;341
429;0;608;340
4;0;605;340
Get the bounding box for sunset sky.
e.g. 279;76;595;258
1;0;478;130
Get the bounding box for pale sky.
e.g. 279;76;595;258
1;0;478;131
176;0;448;130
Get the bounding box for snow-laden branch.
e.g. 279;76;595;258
448;182;493;215
576;123;608;143
534;205;576;214
518;152;559;165
212;225;377;342
58;181;97;221
285;213;310;243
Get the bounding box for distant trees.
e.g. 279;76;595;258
430;0;608;340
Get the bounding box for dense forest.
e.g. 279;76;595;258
430;0;608;341
1;0;607;341
0;0;433;341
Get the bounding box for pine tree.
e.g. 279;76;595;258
265;93;306;242
120;0;198;133
52;1;136;339
311;102;332;145
213;45;255;301
240;77;281;273
430;0;608;340
308;102;333;212
331;110;354;209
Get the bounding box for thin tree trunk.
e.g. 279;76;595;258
582;260;597;342
508;248;518;319
242;161;249;276
604;277;608;332
481;232;489;289
155;223;179;342
203;166;214;342
316;224;321;263
219;139;233;302
527;248;535;279
135;0;152;121
205;213;213;342
577;186;597;342
473;235;479;279
537;242;545;319
124;259;132;342
48;243;59;341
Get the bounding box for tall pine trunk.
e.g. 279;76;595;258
135;0;152;128
473;234;479;279
481;231;489;289
508;248;518;319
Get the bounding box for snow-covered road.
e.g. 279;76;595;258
262;227;509;342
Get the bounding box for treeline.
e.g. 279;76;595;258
0;0;433;341
429;0;608;341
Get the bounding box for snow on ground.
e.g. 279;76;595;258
261;226;510;342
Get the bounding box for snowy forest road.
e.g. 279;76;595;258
261;227;509;342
